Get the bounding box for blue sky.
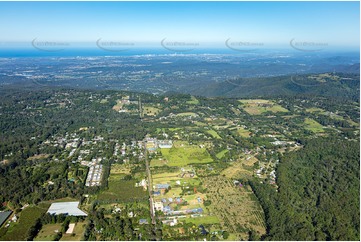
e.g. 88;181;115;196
0;1;359;49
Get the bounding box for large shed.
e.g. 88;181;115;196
47;202;87;216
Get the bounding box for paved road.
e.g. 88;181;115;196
144;141;156;225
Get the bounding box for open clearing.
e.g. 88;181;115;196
305;107;325;113
237;127;251;137
239;99;288;115
112;100;123;112
304;118;324;133
27;154;50;161
216;149;229;159
143;105;161;116
98;179;148;203
207;129;222;139
60;222;87;241
98;164;147;203
186;96;200;105
180;215;220;225
176;112;198;117
221;157;257;180
35;223;62;241
110;163;131;175
161;141;213;167
150;158;168;167
201;176;266;240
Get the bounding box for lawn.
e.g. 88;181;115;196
60;222;87;241
161;142;213;167
207;129;222;139
304;118;324;133
35;223;62;241
216;149;228;159
0;204;50;241
180;215;220;225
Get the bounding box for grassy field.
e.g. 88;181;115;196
237;127;251;137
207;129;222;139
201;176;266;240
110;163;131;175
216;149;228;159
304;118;324;133
98;179;147;203
27;154;50;161
221;155;259;179
150;158;168;167
143;105;161;116
98;163;147;202
239;99;288;115
0;203;50;241
186;96;200;105
161;141;213;167
34;223;62;241
176;112;198;117
347;118;359;127
152;171;202;190
60;222;87;241
180;215;220;225
194;121;207;127
305;107;325;113
152;171;181;184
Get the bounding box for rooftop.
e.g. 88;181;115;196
47;202;87;216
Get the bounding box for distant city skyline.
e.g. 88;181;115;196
0;1;359;51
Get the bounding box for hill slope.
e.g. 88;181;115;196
189;72;360;101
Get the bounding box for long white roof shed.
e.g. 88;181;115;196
47;202;87;216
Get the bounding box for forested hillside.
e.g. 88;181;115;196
250;137;359;240
191;73;360;101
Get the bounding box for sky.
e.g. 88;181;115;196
0;1;359;50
